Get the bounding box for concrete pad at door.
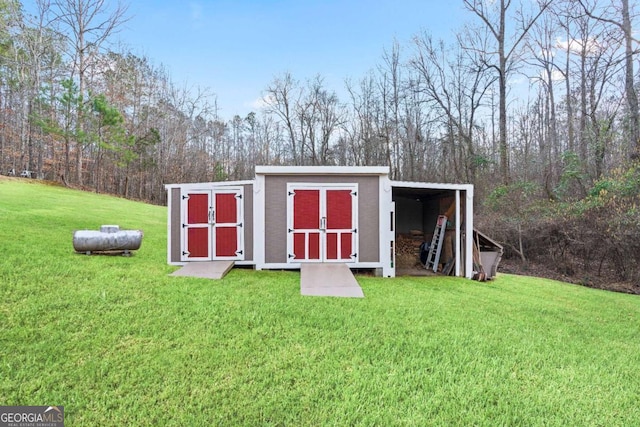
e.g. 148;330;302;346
300;263;364;298
170;261;234;280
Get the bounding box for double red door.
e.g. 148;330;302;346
288;185;358;263
181;187;244;261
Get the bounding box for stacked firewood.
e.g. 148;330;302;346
396;231;426;268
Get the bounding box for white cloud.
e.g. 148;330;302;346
551;69;565;82
247;96;270;111
509;76;527;86
249;93;279;111
534;68;566;84
556;37;605;55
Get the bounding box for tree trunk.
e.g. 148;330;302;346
621;0;640;159
564;23;575;153
579;41;588;163
498;0;509;184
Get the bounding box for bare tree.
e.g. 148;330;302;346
264;72;302;164
52;0;129;185
525;9;563;194
463;0;551;184
558;1;624;179
377;41;403;178
299;75;344;165
14;0;67;179
557;9;577;153
0;0;22;175
411;30;495;184
264;73;343;166
577;0;639;160
345;73;388;167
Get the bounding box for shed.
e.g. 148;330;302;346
253;166;391;274
165;166;475;279
165;180;254;266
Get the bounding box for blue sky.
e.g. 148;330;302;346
119;1;467;118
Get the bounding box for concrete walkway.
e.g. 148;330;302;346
300;263;364;298
170;261;234;280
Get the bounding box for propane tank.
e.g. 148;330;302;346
73;225;143;255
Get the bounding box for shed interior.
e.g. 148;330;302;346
392;187;467;275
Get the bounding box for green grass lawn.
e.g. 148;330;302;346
1;178;640;426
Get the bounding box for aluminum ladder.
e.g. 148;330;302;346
425;215;447;272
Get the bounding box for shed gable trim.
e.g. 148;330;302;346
390;180;473;191
255;166;389;176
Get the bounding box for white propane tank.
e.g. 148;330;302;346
73;225;143;255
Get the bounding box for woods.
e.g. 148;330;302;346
1;0;638;287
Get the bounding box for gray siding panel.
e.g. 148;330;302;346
264;177;288;264
358;177;380;263
242;183;254;261
170;188;181;263
264;175;380;264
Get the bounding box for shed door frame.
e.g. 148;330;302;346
180;186;244;261
286;183;358;263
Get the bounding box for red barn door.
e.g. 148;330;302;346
181;187;244;261
291;189;321;261
325;189;355;261
183;191;211;260
287;184;357;263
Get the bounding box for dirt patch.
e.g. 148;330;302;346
499;257;640;295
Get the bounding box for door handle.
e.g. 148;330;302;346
209;207;215;224
320;217;326;231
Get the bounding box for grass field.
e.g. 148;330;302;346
1;177;640;426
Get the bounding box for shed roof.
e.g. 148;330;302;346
255;166;390;175
164;180;254;190
391;180;473;192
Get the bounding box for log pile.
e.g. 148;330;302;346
396;231;426;268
